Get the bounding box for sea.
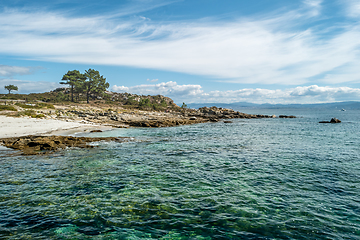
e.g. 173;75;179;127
1;108;360;239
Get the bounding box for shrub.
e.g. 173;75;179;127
0;105;17;111
23;110;36;116
16;110;45;118
33;114;45;118
16;102;55;109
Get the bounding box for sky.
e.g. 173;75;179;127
1;0;360;104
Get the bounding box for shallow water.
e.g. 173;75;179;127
1;109;360;239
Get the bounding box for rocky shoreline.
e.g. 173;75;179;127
54;106;278;128
1;105;295;155
0;135;130;155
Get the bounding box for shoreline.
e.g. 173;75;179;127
0;115;106;138
1;105;278;138
0;105;281;155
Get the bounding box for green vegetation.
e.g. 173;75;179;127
181;102;188;108
0;105;17;111
0;69;180;112
60;68;109;103
61;70;85;102
16;110;45;118
83;69;109;103
15;102;55;109
4;85;18;94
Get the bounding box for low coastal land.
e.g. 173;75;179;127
0;105;277;155
1;94;291;155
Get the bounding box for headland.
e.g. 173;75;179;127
0;91;281;154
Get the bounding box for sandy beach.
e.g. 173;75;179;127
0;115;104;138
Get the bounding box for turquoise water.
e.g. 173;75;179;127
1;109;360;239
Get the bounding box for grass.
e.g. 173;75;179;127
15;103;55;109
0;105;17;111
16;110;46;118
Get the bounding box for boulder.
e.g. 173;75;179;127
330;118;341;123
319;118;341;123
0;135;129;155
279;115;296;118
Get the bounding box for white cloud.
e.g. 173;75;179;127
0;65;33;77
147;78;158;82
0;79;61;94
1;3;360;86
112;81;360;104
303;0;323;16
345;0;360;18
112;81;203;98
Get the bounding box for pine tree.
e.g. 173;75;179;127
4;85;18;94
60;70;85;102
82;69;109;103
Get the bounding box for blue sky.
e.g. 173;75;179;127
1;0;360;104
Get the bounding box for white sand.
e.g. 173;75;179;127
0;116;102;138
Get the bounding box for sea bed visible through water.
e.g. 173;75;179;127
1;108;359;239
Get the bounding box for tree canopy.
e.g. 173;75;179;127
59;69;109;103
4;85;18;94
60;70;85;102
83;69;109;103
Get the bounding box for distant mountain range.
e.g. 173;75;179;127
188;101;360;110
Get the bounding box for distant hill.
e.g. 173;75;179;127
188;101;360;110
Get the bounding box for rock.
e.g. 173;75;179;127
189;117;197;120
0;135;129;155
330;118;341;123
140;121;151;127
90;130;103;133
319;118;341;123
223;121;233;123
279;115;296;118
209;118;219;122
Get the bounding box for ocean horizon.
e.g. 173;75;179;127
1;107;359;239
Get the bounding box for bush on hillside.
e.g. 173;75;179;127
0;105;17;111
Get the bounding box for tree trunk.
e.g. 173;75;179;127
71;85;74;102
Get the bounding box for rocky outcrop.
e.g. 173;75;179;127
279;115;296;118
0;135;129;155
7;105;285;129
189;106;274;121
57;106;278;128
319;118;341;123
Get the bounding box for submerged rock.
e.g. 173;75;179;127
0;135;129;155
90;130;103;133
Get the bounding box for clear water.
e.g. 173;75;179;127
1;109;360;239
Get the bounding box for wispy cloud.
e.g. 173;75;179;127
112;81;360;104
0;79;61;93
112;81;203;97
303;0;323;16
345;0;360;18
147;78;159;82
1;1;360;86
0;65;34;77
